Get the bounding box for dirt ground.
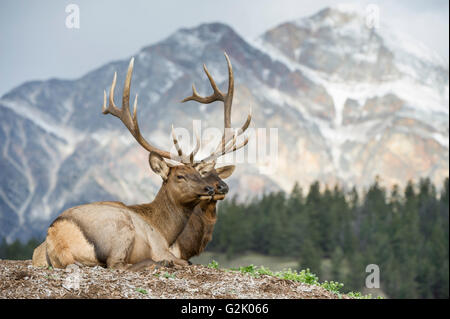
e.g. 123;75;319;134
0;259;345;299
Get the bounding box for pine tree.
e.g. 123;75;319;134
299;237;321;276
330;246;345;282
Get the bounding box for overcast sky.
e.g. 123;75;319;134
0;0;448;96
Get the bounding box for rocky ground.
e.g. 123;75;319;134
0;260;343;299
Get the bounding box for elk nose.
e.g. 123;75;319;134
217;184;229;194
204;186;214;196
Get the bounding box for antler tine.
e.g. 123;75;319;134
171;125;202;164
102;57;182;162
202;63;225;102
221;133;249;159
132;93;138;123
223;52;234;128
231;135;249;153
103;72;119;116
180;52;250;164
181;70;223;104
214;106;252;154
238;106;252;134
188;128;201;163
201;131;250;163
181;52;233;106
171;125;184;157
121;57;134;115
103;58;139;138
202;132;237;163
209;106;251;162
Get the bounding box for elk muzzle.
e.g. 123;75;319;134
198;186;215;200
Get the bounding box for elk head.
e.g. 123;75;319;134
102;58;215;208
149;153;215;206
196;163;235;201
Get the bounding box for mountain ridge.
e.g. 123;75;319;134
0;7;448;242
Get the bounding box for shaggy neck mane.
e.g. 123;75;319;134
177;200;219;260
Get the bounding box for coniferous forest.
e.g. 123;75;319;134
1;177;448;299
207;177;449;299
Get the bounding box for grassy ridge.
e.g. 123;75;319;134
206;259;377;299
193;251;385;298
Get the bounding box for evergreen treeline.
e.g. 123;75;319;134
0;177;448;298
0;237;41;260
208;177;449;299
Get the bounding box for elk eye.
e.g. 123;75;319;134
177;175;185;180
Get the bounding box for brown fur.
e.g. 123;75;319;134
32;202;128;268
36;154;215;269
169;166;235;261
46;217;99;267
32;242;48;267
170;202;218;260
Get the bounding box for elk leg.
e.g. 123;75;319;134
106;227;135;269
158;250;189;267
107;257;131;270
127;259;162;271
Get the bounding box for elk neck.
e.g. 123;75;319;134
175;200;219;260
198;200;218;222
129;185;196;246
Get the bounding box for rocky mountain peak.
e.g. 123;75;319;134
0;10;447;242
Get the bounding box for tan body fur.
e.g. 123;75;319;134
33;201;217;267
34;161;215;269
32;241;47;267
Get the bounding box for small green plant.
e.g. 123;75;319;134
278;268;319;285
212;263;372;298
135;288;148;295
163;272;176;279
257;266;274;276
208;260;219;269
237;264;260;277
347;291;381;299
320;280;344;294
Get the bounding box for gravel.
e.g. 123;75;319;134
0;260;343;299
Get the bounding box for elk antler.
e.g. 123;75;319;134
181;52;251;164
102;57;198;164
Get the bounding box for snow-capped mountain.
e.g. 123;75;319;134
255;5;448;189
0;6;448;241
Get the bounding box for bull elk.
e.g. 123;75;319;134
169;53;251;261
32;54;250;269
34;58;214;269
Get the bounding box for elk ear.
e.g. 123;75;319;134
195;161;216;177
149;153;170;181
216;165;235;179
